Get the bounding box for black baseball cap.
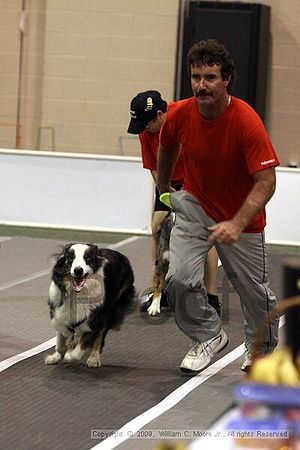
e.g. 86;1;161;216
127;90;166;134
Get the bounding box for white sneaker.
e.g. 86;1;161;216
180;329;228;373
241;348;253;372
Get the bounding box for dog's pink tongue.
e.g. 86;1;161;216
74;277;85;292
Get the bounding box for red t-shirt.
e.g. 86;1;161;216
139;102;185;184
160;96;280;232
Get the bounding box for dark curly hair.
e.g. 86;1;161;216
187;39;236;93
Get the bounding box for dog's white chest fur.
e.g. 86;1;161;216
49;277;104;336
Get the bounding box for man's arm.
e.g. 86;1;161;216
208;167;276;244
157;143;180;193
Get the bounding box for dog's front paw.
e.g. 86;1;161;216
63;346;85;363
63;352;72;363
148;297;161;316
86;353;101;368
45;351;62;365
63;350;77;363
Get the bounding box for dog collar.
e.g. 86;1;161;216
67;318;86;333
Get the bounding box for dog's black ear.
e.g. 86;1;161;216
61;243;74;254
88;243;99;254
52;244;71;286
54;244;72;264
88;244;105;270
52;256;66;287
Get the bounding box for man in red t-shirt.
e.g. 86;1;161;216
127;90;220;315
158;39;279;373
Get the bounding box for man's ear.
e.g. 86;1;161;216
224;74;231;87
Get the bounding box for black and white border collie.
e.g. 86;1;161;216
45;243;136;368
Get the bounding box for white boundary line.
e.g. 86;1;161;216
0;318;285;436
112;236;141;248
187;315;286;450
0;237;12;242
0;269;50;292
0;236;285;450
90;316;285;450
90;345;244;450
0;338;56;373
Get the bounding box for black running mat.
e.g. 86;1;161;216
0;314;191;450
0;253;297;450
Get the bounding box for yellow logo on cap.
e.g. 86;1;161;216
144;97;153;111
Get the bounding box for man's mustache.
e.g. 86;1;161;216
196;92;212;97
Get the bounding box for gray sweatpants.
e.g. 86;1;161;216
166;190;279;354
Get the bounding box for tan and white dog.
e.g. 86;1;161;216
147;212;174;316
